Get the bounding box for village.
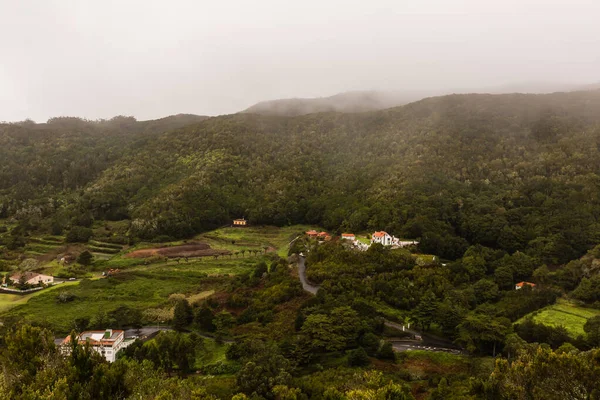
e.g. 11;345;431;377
304;229;419;251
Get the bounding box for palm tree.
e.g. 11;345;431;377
241;249;246;258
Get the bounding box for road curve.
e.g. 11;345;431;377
295;256;462;354
297;256;320;294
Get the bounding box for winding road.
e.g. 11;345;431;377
295;255;462;353
297;256;319;294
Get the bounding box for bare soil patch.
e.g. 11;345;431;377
125;242;230;258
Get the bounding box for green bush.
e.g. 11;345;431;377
66;226;93;243
347;347;370;367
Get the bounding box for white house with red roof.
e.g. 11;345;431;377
61;329;127;362
515;281;536;290
341;233;356;241
371;231;393;246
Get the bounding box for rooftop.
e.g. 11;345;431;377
62;329;124;346
516;281;536;287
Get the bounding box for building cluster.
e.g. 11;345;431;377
305;230;332;241
304;230;418;251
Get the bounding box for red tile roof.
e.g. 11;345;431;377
373;231;388;237
516;281;536;288
342;233;355;237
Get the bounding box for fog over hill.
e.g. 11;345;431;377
242;82;600;117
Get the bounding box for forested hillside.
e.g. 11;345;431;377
4;91;600;263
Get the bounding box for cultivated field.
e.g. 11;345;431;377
125;242;229;258
517;299;600;337
0;225;309;333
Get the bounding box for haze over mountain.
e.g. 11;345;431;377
242;82;600;117
3;1;600;122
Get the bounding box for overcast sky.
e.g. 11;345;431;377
1;0;599;122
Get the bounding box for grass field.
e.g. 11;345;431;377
517;299;600;337
0;281;80;312
0;225;305;333
1;257;257;333
195;225;313;257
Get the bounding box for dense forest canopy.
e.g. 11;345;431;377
3;91;600;262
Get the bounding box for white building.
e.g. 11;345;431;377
10;272;54;285
341;233;356;241
371;231;393;246
62;329;126;362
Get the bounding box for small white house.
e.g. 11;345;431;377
341;233;356;241
10;272;54;285
371;231;393;246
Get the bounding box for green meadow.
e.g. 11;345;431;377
517;299;600;337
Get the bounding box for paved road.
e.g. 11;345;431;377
391;340;463;354
124;326;172;338
383;319;420;337
295;256;462;354
297;256;319;294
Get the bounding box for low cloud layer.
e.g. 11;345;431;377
1;0;599;122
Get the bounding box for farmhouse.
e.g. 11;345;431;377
61;329;126;362
306;230;318;238
515;281;536;290
341;233;356;241
371;231;393;246
233;218;247;226
10;272;53;286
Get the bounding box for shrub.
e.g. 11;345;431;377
377;342;396;361
66;226;93;243
77;251;93;266
347;347;370;367
57;291;76;303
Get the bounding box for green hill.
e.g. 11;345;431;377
3;91;600;263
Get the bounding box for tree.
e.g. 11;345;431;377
584;315;600;347
473;279;499;304
494;266;514;290
377;341;396;361
235;342;292;397
456;312;512;356
359;332;380;356
195;305;216;332
73;317;90;332
214;311;235;337
77;250;93;266
66;226;93;243
347;347;370;367
412;290;438;331
301;307;362;353
173;299;193;331
481;346;600;400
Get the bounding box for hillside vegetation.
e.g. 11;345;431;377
2;91;600;265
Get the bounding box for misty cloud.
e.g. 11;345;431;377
1;0;599;122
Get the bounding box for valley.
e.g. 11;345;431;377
2;90;600;398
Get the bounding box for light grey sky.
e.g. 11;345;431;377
1;0;599;122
